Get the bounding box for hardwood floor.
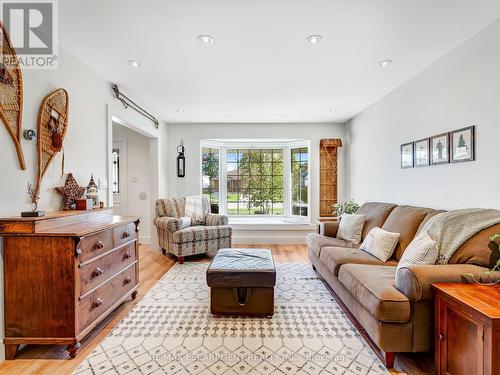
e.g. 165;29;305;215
0;244;432;375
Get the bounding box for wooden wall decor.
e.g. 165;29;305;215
34;88;69;197
320;139;342;217
0;21;26;170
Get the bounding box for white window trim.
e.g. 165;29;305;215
201;139;311;223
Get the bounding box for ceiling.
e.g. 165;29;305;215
59;0;500;124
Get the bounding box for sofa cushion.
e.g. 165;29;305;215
382;205;434;260
356;202;397;240
319;246;396;276
319;221;340;237
338;264;410;323
416;210;446;234
172;225;232;243
306;233;358;260
449;223;500;267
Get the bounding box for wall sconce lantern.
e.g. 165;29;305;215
176;143;185;177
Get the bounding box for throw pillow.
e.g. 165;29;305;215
360;227;400;262
397;231;438;271
337;214;366;244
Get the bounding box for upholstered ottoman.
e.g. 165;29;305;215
206;248;276;317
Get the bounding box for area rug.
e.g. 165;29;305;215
73;263;389;375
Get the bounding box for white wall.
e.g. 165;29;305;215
113;125;152;244
0;45;167;359
346;20;500;210
166;123;347;222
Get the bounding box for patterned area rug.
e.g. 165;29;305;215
73;263;389;375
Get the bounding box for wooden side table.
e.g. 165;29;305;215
432;283;500;375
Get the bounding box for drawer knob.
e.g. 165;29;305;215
124;276;133;285
91;298;103;310
92;267;103;278
439;333;445;341
94;241;104;250
123;251;132;260
122;231;130;239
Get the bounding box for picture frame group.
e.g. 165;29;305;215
401;125;475;169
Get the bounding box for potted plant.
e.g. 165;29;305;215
332;200;360;217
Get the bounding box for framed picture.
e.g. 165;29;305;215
430;132;449;165
451;126;475;163
414;138;430;167
401;142;414;168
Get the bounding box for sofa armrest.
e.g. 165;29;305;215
395;264;495;301
154;216;182;232
205;213;229;226
319;221;340;237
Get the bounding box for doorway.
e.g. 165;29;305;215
112;122;153;244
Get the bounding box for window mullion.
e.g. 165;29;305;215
219;147;228;215
284;146;291;217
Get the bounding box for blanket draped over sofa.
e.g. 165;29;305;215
418;208;500;264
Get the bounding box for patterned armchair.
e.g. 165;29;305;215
154;197;232;263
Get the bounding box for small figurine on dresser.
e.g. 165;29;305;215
21;182;45;217
55;173;85;210
86;174;99;207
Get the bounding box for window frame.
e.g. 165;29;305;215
200;139;311;221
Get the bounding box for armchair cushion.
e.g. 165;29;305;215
172;225;232;243
395;264;491;301
206;213;229;226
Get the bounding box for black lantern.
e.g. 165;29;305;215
176;144;185;177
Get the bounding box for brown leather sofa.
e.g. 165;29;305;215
307;202;500;367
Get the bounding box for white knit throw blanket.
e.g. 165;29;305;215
185;195;204;224
419;208;500;264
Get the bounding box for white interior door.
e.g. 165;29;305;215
112;138;128;215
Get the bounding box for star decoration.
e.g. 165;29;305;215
55;173;86;210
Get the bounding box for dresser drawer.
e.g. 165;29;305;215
77;230;114;263
113;223;137;247
79;242;137;296
78;264;137;331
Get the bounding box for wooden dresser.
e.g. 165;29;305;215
432;283;500;375
0;209;140;359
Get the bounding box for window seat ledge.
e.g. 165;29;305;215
228;218;314;231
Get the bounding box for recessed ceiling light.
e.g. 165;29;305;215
330;108;339;113
306;35;322;44
224;115;231;119
280;115;288;120
198;35;214;45
127;60;141;68
176;109;184;114
379;59;393;67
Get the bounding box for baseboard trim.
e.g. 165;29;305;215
139;236;151;245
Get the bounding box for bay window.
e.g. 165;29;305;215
201;140;310;220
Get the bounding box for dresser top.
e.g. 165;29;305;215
432;283;500;320
0;209;139;237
